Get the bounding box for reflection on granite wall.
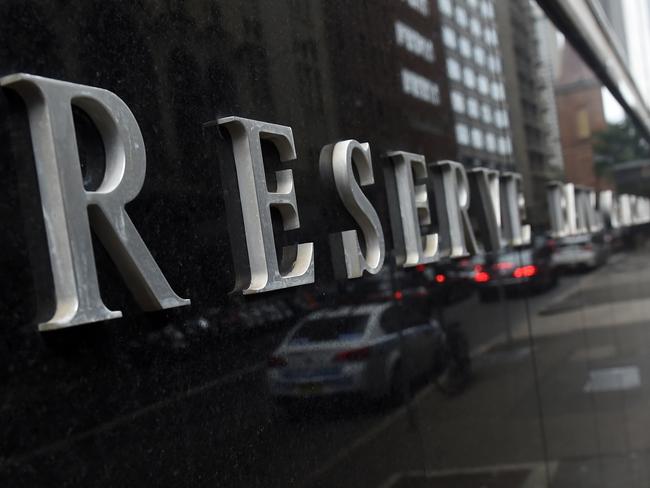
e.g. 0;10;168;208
2;1;650;487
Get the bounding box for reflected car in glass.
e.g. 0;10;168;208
267;303;445;406
552;233;609;270
473;242;557;301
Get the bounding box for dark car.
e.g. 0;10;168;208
473;239;557;301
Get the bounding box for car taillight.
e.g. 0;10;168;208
582;243;593;251
394;290;403;300
513;265;537;278
435;273;446;283
267;355;288;368
474;265;490;283
334;346;371;362
494;261;515;271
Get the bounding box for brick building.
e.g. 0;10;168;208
555;43;613;190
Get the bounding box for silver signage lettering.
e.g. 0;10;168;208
217;117;314;293
330;140;385;278
1;73;190;331
467;167;502;252
430;160;478;258
547;181;576;237
500;172;531;247
598;190;620;228
384;151;438;267
575;186;602;233
619;194;632;226
635;197;650;224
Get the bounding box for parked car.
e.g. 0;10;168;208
474;241;557;301
267;303;446;406
551;233;609;270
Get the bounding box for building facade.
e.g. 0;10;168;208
2;1;650;487
436;0;515;170
555;43;613;190
494;0;563;227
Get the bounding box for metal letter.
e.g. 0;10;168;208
467;167;502;252
500;172;531;246
619;194;632;227
430;160;478;258
384;151;438;267
547;181;577;237
1;73;190;331
330;140;385;278
217;116;314;293
575;186;602;233
598;190;620;229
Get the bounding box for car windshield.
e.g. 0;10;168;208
289;316;369;344
558;235;591;246
495;249;533;265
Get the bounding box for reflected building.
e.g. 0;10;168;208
554;43;614;190
319;0;457;160
435;0;514;171
494;0;563;228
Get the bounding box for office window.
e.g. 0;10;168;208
484;0;495;19
481;103;492;123
467;97;479;118
498;135;511;155
485;132;497;152
442;26;457;49
463;66;476;89
447;58;461;81
487;54;495;72
477;74;488;95
490;82;505;101
480;0;490;18
497;136;506;155
470;17;481;37
403;0;430;16
484;28;492;46
484;28;498;46
459;36;472;58
438;0;453;16
495;109;509;128
401;69;440;105
576;109;591;138
395;21;435;62
456;123;470;145
490;81;500;100
471;127;484;149
467;0;478;9
455;6;468;27
494;57;502;73
474;45;486;66
451;90;466;113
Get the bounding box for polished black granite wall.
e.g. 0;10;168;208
2;1;647;487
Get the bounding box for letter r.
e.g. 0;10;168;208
1;73;190;331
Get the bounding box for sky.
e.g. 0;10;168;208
601;0;650;124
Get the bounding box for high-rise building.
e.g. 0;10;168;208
494;0;563;227
435;0;514;171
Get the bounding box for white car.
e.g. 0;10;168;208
552;233;608;270
267;303;445;404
